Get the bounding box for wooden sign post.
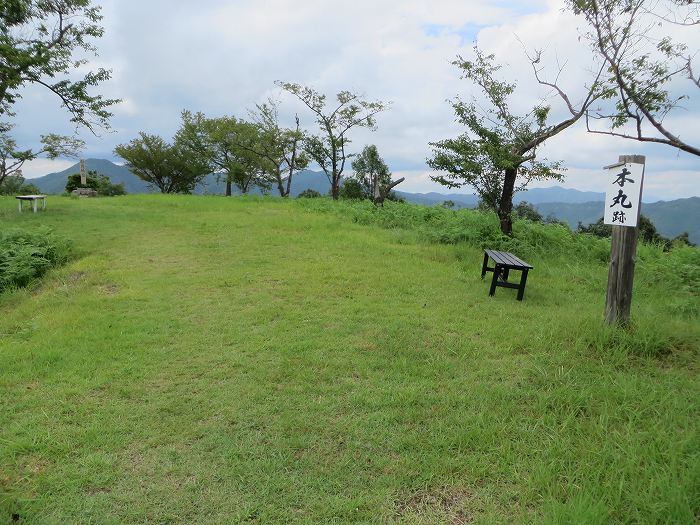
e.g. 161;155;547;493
603;155;646;325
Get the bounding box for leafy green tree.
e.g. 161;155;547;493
578;215;685;249
672;232;695;248
428;47;602;235
243;99;310;197
339;178;365;199
350;145;392;199
0;0;119;132
570;0;699;156
0;173;38;195
0;124;84;187
114;133;208;194
297;188;321;198
277;82;388;199
65;170;125;195
513;201;543;222
65;172;99;193
177;111;266;195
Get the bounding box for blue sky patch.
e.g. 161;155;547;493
422;23;485;46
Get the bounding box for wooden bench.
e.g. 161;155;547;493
481;249;533;301
16;195;47;213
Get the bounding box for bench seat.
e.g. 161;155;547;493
481;249;533;301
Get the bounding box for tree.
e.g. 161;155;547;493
0;0;120;132
0;124;83;187
177;111;267;196
297;188;321;198
247;100;309;197
338;178;365;199
276;82;389;199
428;46;603;235
114;133;208;194
571;0;699;156
349;144;405;205
513;201;544;222
577;214;692;248
65;170;125;195
350;145;392;199
0;173;38;195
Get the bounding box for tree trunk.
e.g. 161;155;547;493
331;175;340;199
498;167;517;236
225;179;232;197
284;167;293;197
373;177;405;206
275;170;286;197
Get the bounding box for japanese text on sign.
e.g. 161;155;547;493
604;162;644;227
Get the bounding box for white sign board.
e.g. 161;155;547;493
604;162;644;227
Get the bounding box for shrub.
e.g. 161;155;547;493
65;171;126;196
0;174;40;195
513;201;543;222
339;179;365;200
297;188;322;198
0;228;71;292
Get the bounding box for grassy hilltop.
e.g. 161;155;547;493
0;195;698;524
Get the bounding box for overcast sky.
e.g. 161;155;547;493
13;0;700;200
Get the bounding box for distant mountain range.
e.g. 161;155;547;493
29;159;151;194
28;159;332;197
393;187;608;207
29;159;699;244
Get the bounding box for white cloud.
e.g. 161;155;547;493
11;0;700;200
21;158;75;179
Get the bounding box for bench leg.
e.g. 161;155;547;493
517;269;529;301
489;265;501;296
33;200;38;213
502;268;510;281
18;200;22;212
481;252;489;278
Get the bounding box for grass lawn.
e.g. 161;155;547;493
1;195;698;524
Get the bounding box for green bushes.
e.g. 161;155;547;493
294;198;698;315
0;174;40;196
296;198;613;260
0;228;71;292
65;171;126;196
297;188;322;198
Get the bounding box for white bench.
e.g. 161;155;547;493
16;195;47;213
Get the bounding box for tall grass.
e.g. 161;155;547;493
296;197;699;317
0;195;697;523
0;228;71;293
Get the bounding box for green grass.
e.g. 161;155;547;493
1;195;698;524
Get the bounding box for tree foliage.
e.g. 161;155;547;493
277;82;388;199
0;173;38;195
350;145;393;200
114;133;208;194
64;170;125;195
571;0;699;155
247;100;309;197
428;46;602;235
0;0;120;132
0;123;83;186
177;111;265;195
297;188;321;198
578;214;695;248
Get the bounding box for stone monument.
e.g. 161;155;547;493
72;159;98;197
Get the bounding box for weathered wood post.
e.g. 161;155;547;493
604;155;646;325
373;177;405;206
